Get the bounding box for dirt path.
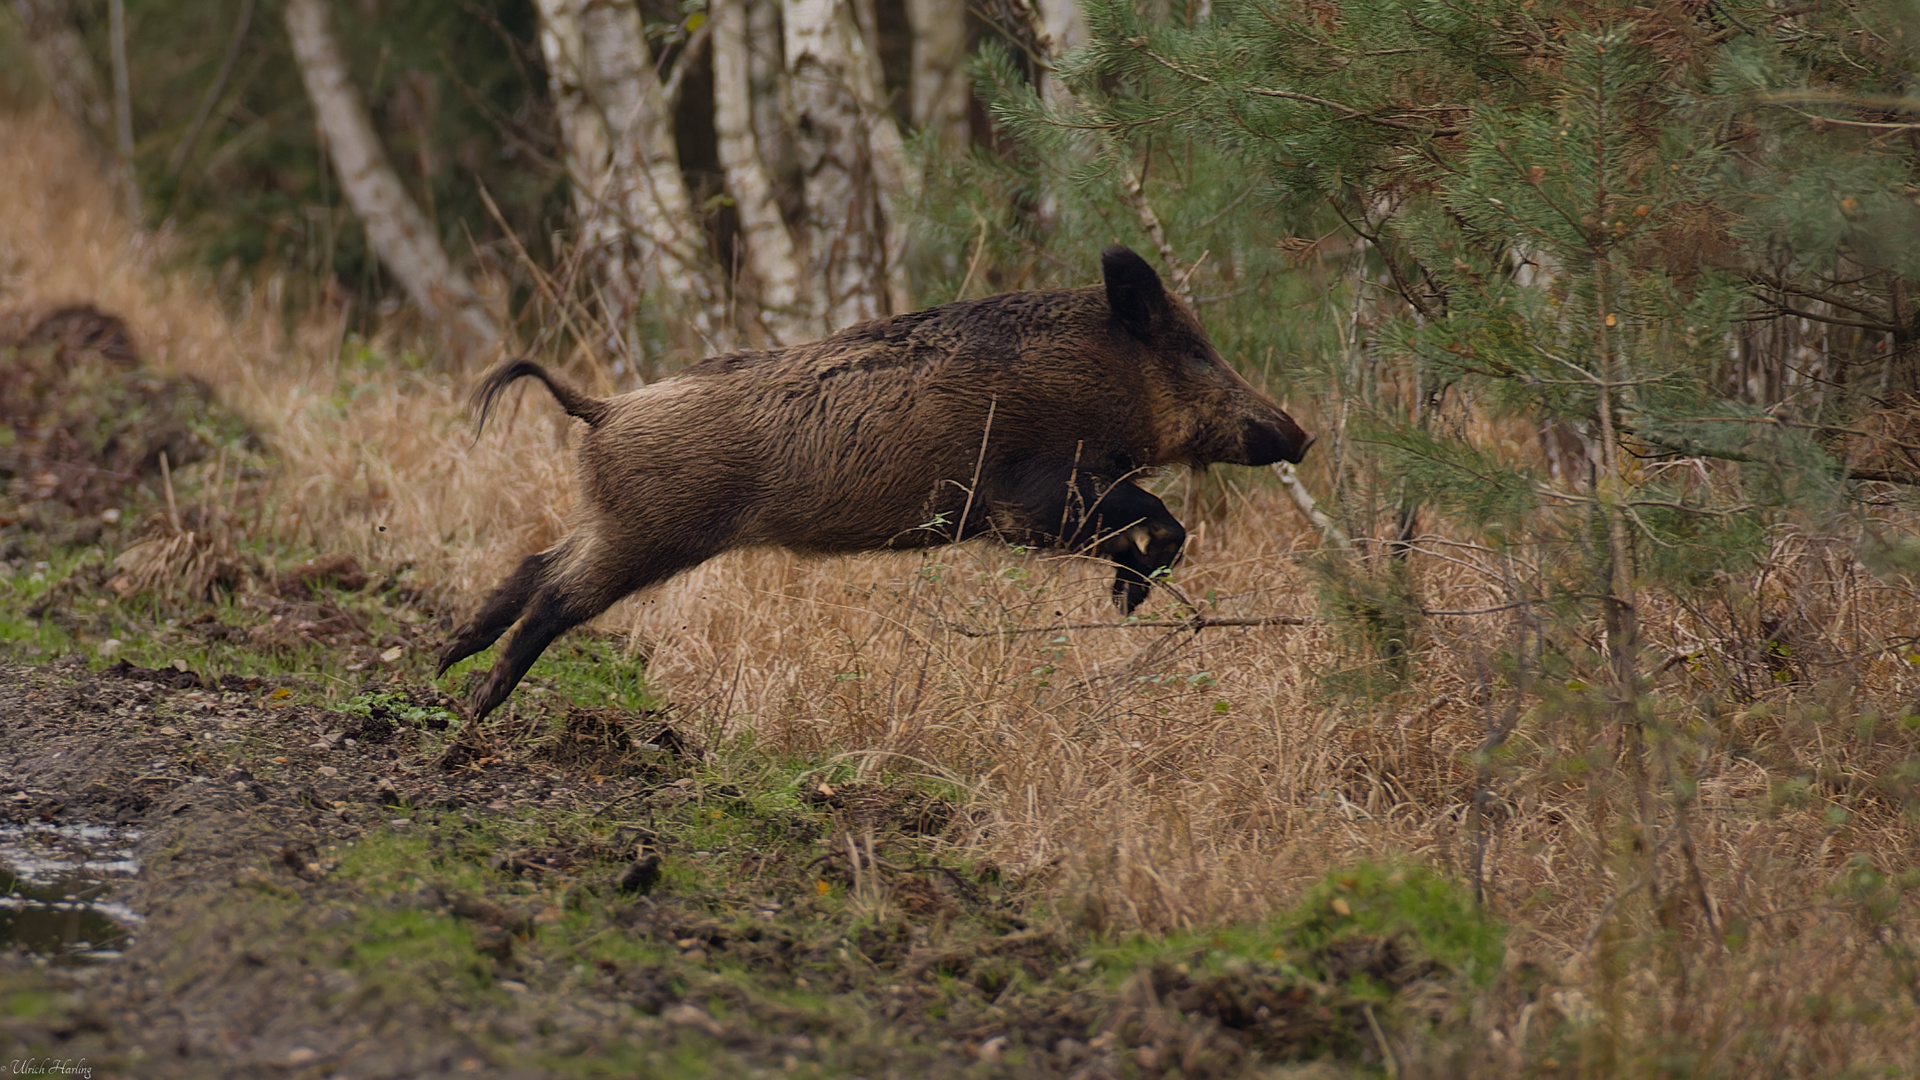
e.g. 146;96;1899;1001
0;658;569;1077
0;657;1482;1079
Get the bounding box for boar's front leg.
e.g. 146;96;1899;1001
1085;482;1187;612
1011;470;1187;612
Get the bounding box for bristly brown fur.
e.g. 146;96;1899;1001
442;246;1313;721
470;358;610;434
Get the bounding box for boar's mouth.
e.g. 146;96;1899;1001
1240;415;1314;466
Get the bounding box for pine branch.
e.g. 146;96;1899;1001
1843;468;1920;486
1624;499;1756;517
1664;415;1920;456
1246;85;1466;136
1756;89;1920;112
1786;109;1920;134
1486;141;1606;255
1326;199;1439;321
1134;44;1214;85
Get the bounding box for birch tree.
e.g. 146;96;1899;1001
838;0;916;315
530;0;918;350
283;0;500;361
746;0;794;193
533;0;732;356
906;0;970;156
531;0;628;336
711;0;811;343
781;0;884;328
781;0;918;329
1035;0;1086;100
582;0;730;350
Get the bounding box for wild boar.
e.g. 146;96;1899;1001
441;245;1310;719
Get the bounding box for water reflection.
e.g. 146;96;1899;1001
0;823;142;964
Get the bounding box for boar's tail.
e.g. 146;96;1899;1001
470;358;611;435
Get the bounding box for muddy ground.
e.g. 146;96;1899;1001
0;653;1505;1080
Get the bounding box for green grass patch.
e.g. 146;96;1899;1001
0;986;66;1019
438;634;662;717
1093;862;1504;991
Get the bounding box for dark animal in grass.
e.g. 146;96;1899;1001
615;854;663;896
441;245;1312;720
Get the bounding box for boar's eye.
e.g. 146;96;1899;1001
1185;351;1214;372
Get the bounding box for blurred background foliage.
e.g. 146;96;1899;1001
6;0;572;319
4;0;1918;591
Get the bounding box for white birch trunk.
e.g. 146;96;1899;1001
712;0;812;344
838;0;915;314
283;0;500;361
1035;0;1086;58
532;0;633;334
746;0;794;188
905;0;969;155
533;0;732;354
1034;0;1086;105
577;0;731;350
783;0;884;329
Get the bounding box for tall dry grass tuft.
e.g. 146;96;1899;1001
0;108;574;600
5;106;1920;1073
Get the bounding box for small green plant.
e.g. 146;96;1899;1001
335;689;459;732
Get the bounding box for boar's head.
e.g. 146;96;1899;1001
1100;245;1312;469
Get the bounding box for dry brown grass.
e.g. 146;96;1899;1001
0;109;575;601
6;106;1920;1074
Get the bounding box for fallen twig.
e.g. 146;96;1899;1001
941;613;1313;638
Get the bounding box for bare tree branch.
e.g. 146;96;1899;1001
945;613;1314;638
284;0;500;361
168;0;255;177
1742;301;1900;334
1247;85;1466;136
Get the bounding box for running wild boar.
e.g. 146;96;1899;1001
442;245;1311;719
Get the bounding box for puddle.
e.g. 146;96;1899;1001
0;822;143;964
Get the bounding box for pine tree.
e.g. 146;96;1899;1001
974;0;1920;678
968;5;1920;1053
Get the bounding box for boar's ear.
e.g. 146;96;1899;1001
1102;245;1170;342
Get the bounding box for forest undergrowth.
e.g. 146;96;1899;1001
4;95;1920;1077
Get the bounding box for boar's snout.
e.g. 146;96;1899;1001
1240;412;1314;466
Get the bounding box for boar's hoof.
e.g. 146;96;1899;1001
1101;520;1187;614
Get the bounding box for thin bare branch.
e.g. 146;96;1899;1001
944;613;1314;638
1247;85;1465;136
168;0;255;177
1743;300;1900;334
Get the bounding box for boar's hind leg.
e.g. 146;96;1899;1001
1018;474;1187;613
437;551;554;676
465;537;714;721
